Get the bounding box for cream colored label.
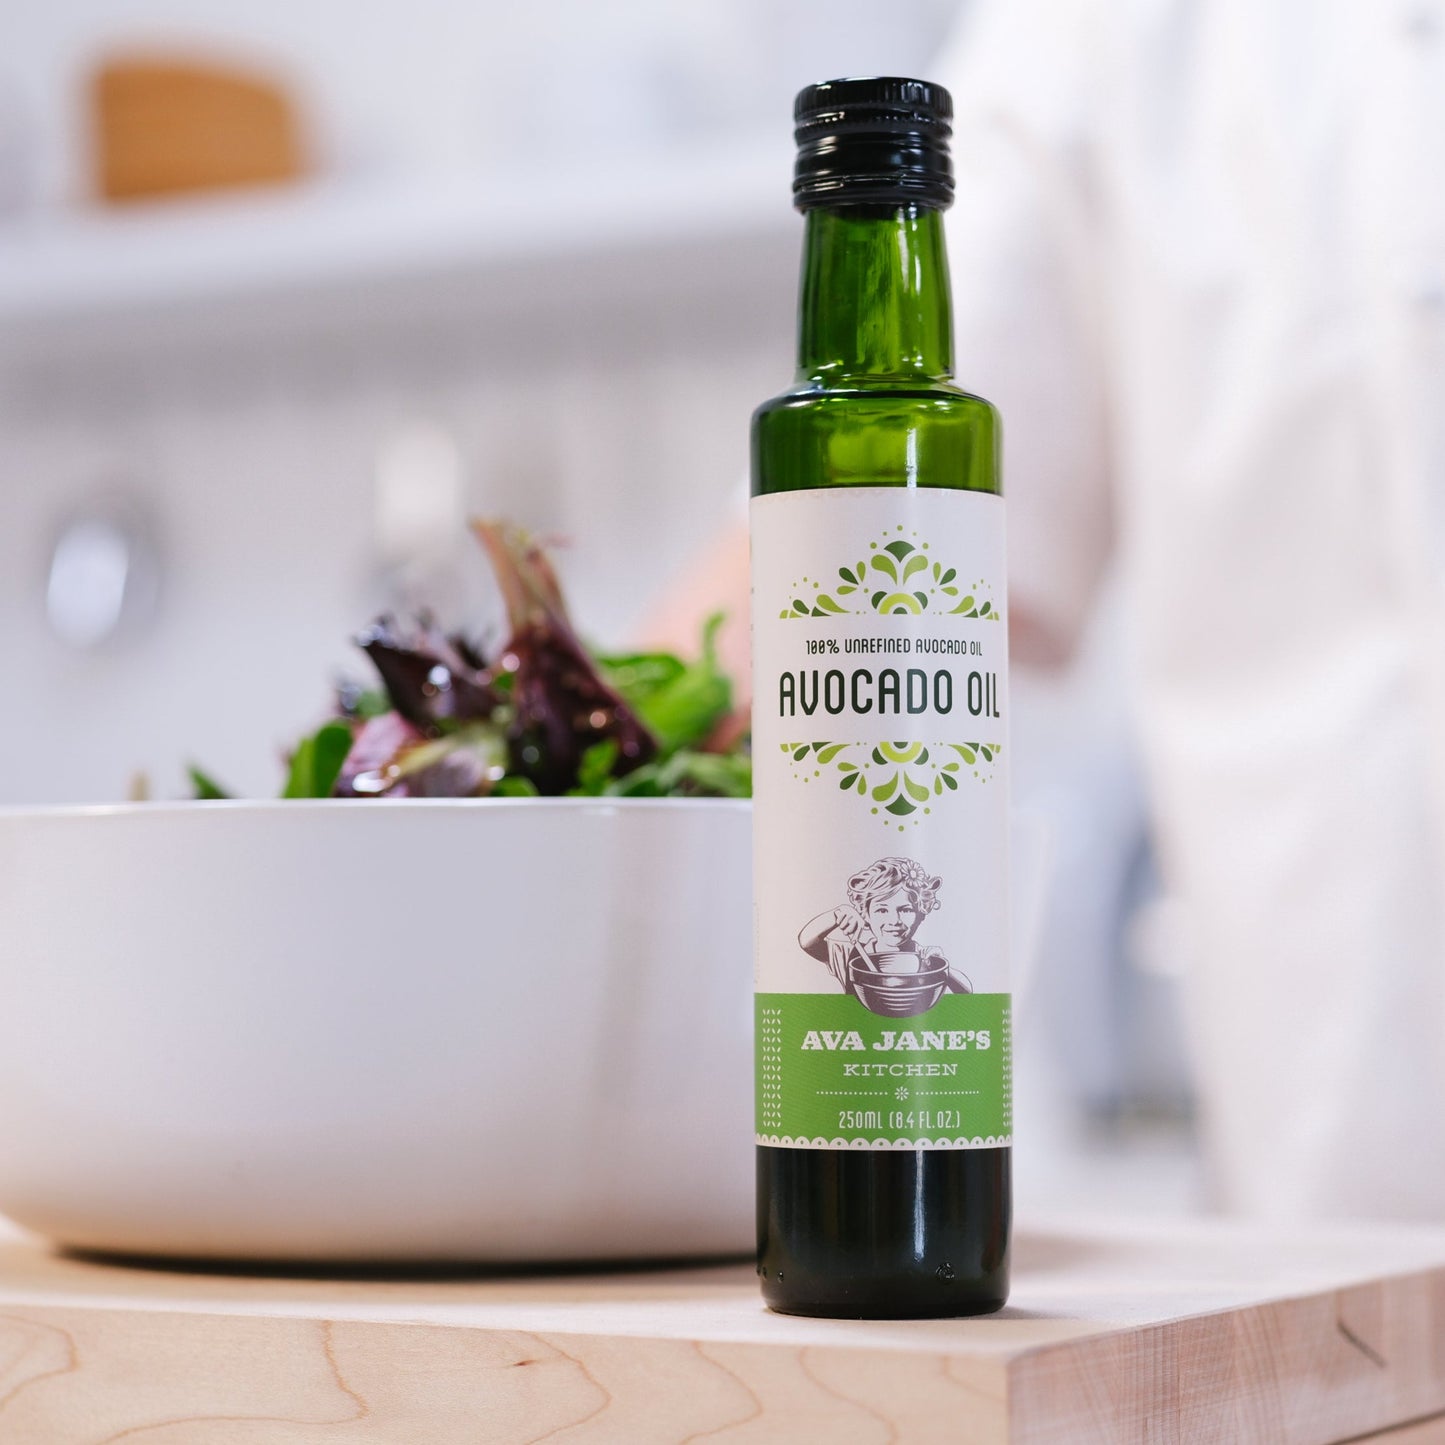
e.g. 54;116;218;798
751;487;1011;1149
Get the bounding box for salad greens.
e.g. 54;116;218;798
191;520;749;802
187;765;231;801
605;613;732;756
281;721;353;801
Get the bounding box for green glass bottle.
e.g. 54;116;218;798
751;78;1010;1319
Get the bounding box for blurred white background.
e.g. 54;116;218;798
0;0;960;803
0;0;1197;1216
6;0;1442;1235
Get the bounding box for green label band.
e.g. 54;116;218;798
756;992;1012;1149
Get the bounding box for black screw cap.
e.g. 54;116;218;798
793;76;954;211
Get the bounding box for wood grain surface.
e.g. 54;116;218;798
0;1216;1441;1443
1370;1421;1445;1444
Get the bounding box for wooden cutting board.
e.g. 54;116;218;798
0;1214;1442;1443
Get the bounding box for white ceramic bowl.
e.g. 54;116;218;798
0;798;753;1263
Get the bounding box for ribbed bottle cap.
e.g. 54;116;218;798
793;76;953;212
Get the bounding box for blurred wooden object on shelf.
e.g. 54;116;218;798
91;55;306;203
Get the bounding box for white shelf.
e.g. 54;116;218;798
0;143;796;350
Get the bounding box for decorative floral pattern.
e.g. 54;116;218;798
780;527;1003;621
782;737;1003;830
755;1134;1012;1150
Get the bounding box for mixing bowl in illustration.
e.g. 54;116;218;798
797;856;972;1018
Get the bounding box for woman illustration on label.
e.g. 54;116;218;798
798;857;972;1016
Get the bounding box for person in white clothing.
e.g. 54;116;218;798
932;0;1445;1221
648;0;1445;1219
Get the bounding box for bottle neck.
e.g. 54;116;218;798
796;203;953;385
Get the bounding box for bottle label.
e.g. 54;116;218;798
751;487;1011;1150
